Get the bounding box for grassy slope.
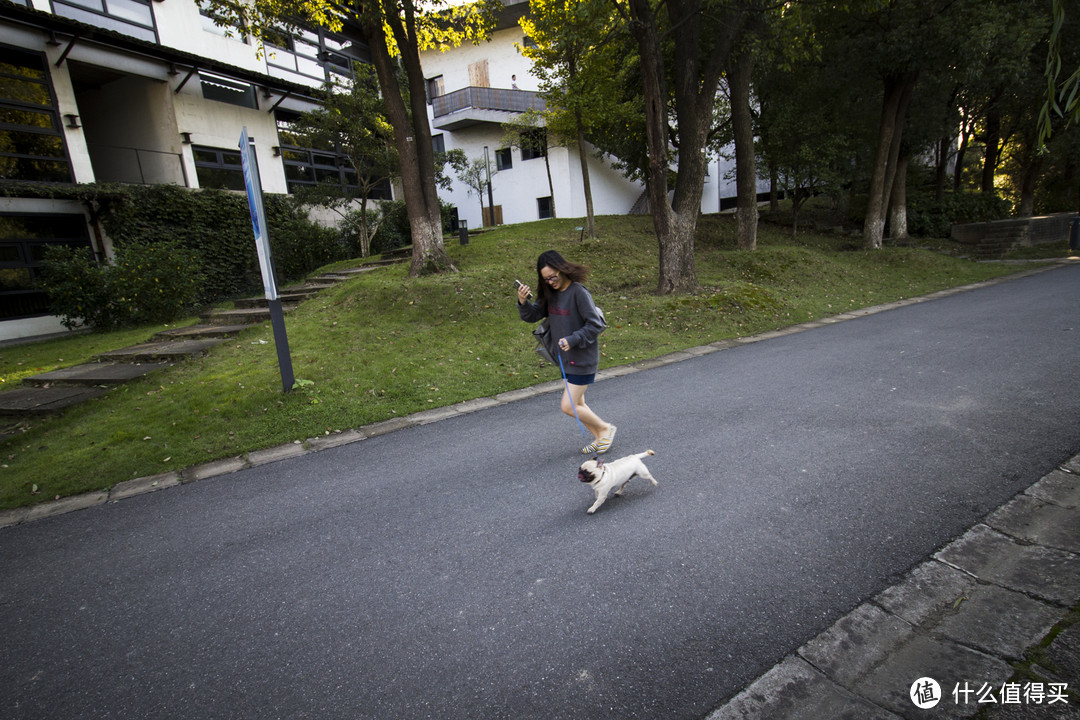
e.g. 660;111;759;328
0;215;1042;509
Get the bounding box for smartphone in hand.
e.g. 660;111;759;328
515;279;532;299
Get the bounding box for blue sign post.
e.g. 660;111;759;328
239;126;294;392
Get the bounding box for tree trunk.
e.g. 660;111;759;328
730;49;757;251
575;111;596;239
625;0;744;294
953;108;972;191
934;137;950;202
1017;151;1042;217
888;153;909;241
369;0;454;276
863;73;914;250
981;106;1001;193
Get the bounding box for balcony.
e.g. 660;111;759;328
431;87;546;131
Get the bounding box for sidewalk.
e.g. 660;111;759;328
707;455;1080;720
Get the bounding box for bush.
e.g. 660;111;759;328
98;185;350;302
40;242;203;330
908;192;1013;239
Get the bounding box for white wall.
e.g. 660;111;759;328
421;25;646;227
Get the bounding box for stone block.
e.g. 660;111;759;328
705;656;901;720
858;635;1012;719
935;525;1080;606
798;603;914;688
986;495;1080;554
1026;469;1080;508
25;491;108;522
933;584;1066;660
109;471;182;501
874;560;978;626
246;442;307;467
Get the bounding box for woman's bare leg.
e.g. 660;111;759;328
561;384;612;440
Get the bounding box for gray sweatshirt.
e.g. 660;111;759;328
518;282;605;375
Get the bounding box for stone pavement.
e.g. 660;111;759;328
707;455;1080;720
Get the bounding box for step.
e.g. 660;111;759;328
23;362;169;387
152;324;251;341
0;385;110;416
234;290;317;309
96;338;226;363
199;307;277;325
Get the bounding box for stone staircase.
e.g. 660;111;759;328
0;265;384;419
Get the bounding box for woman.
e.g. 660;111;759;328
517;250;616;454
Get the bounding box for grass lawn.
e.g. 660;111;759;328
0;214;1062;510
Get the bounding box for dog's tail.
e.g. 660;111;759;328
643;449;655;457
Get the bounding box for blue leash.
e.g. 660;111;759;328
558;352;590;440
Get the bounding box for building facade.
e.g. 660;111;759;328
418;0;748;232
0;0;371;340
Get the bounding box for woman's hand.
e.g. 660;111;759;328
558;337;569;351
517;284;532;304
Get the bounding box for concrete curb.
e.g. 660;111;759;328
1;260;1070;531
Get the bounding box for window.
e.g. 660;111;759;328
521;129;547;161
522;36;538;48
495;148;512;171
199;72;258;109
0;46;71;183
192;145;245;191
537;196;553;220
426;75;444;104
266;26;359;81
431;133;445;155
279;146;391;199
200;7;244;39
50;0;157;43
0;213;91;319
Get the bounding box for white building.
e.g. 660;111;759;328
419;0;748;231
0;0;375;340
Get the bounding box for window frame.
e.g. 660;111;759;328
0;45;72;184
50;0;158;43
192;145;246;191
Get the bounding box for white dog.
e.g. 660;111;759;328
577;450;658;514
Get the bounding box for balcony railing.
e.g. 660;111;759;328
86;144;189;186
432;87;546;118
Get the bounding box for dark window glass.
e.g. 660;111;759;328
0;213;90;319
192;145;245;191
521;130;548;161
200;73;258;109
0;46;71;183
496;147;512;171
431;133;445;154
537;196;553;220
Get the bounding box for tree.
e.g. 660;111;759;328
616;0;758;293
199;0;497;276
449;151;498;224
502;110;556;220
1039;0;1080;150
285;63;398;257
520;0;619;240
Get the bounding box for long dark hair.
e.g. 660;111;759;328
535;250;589;308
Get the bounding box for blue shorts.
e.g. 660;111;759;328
564;373;595;385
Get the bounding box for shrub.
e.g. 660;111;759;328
908;192;1013;239
40;242;203;329
97;185;350;302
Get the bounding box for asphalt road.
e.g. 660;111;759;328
3;263;1079;720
